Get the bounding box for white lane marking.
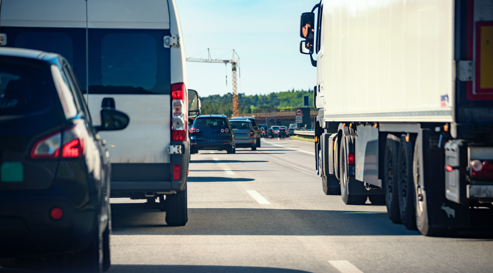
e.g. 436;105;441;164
213;158;219;161
224;169;234;175
328;261;364;273
246;190;271;204
262;140;315;155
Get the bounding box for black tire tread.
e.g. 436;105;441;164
385;134;402;224
166;186;188;226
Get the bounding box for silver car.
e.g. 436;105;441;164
229;119;257;151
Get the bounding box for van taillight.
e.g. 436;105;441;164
171;83;187;141
348;153;355;165
31;123;86;159
250;130;254;137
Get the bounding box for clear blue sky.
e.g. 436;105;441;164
176;0;319;97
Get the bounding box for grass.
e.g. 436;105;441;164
289;135;315;142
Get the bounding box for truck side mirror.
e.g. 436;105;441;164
300;41;313;55
300;12;315;39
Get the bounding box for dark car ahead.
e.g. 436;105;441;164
230;116;260;147
190;115;236;154
0;48;129;272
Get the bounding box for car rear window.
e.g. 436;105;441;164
272;127;280;130
230;121;251;129
194;118;227;127
0;58;55;116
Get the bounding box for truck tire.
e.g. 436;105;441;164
340;135;367;205
166;186;188;226
369;194;386;205
398;136;417;230
385;134;402;224
322;175;341;195
413;141;453;236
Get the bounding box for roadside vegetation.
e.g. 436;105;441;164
200;89;316;116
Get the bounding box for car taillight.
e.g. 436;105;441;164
171;83;187;141
190;127;196;133
220;128;225;133
471;160;493;179
30;131;62;158
225;128;230;133
348;153;355;165
250;130;254;137
31;123;86;159
173;164;181;180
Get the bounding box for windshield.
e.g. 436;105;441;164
272;126;280;130
230;121;251;129
194;118;227;127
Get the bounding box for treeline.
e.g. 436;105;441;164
200;89;315;116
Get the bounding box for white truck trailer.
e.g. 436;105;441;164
300;0;493;236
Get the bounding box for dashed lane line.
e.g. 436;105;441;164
262;140;315;155
246;190;271;205
328;261;364;273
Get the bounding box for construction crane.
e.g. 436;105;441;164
186;49;240;117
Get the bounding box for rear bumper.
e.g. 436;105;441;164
0;196;96;258
191;143;230;151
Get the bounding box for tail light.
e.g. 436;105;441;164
171;83;187;141
220;128;225;133
225;128;230;133
190;127;197;134
50;207;63;220
348;153;355;165
173;164;181;180
31;123;86;159
471;160;493;179
250;130;254;137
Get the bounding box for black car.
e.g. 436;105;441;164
0;48;129;272
190;115;236;154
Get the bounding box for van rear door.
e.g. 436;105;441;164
85;0;173;182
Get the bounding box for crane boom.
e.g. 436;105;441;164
186;49;240;117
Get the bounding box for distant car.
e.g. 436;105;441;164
230;116;261;147
268;126;280;138
229;119;257;151
0;48;130;272
288;128;295;136
190;115;236;154
279;127;287;137
259;124;268;137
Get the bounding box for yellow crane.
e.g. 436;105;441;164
186;49;240;117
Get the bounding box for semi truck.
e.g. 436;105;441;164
301;0;493;236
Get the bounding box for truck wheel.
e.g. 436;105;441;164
322;175;341;195
413;141;452;236
385;134;402;224
166;186;188;226
398;136;417;230
340;135;367;205
369;194;386;205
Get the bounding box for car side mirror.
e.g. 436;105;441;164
96;108;130;131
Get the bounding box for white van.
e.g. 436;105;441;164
1;0;192;226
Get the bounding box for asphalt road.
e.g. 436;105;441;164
3;138;493;273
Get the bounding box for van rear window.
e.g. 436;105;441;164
0;59;55;116
88;29;171;95
194;118;228;127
